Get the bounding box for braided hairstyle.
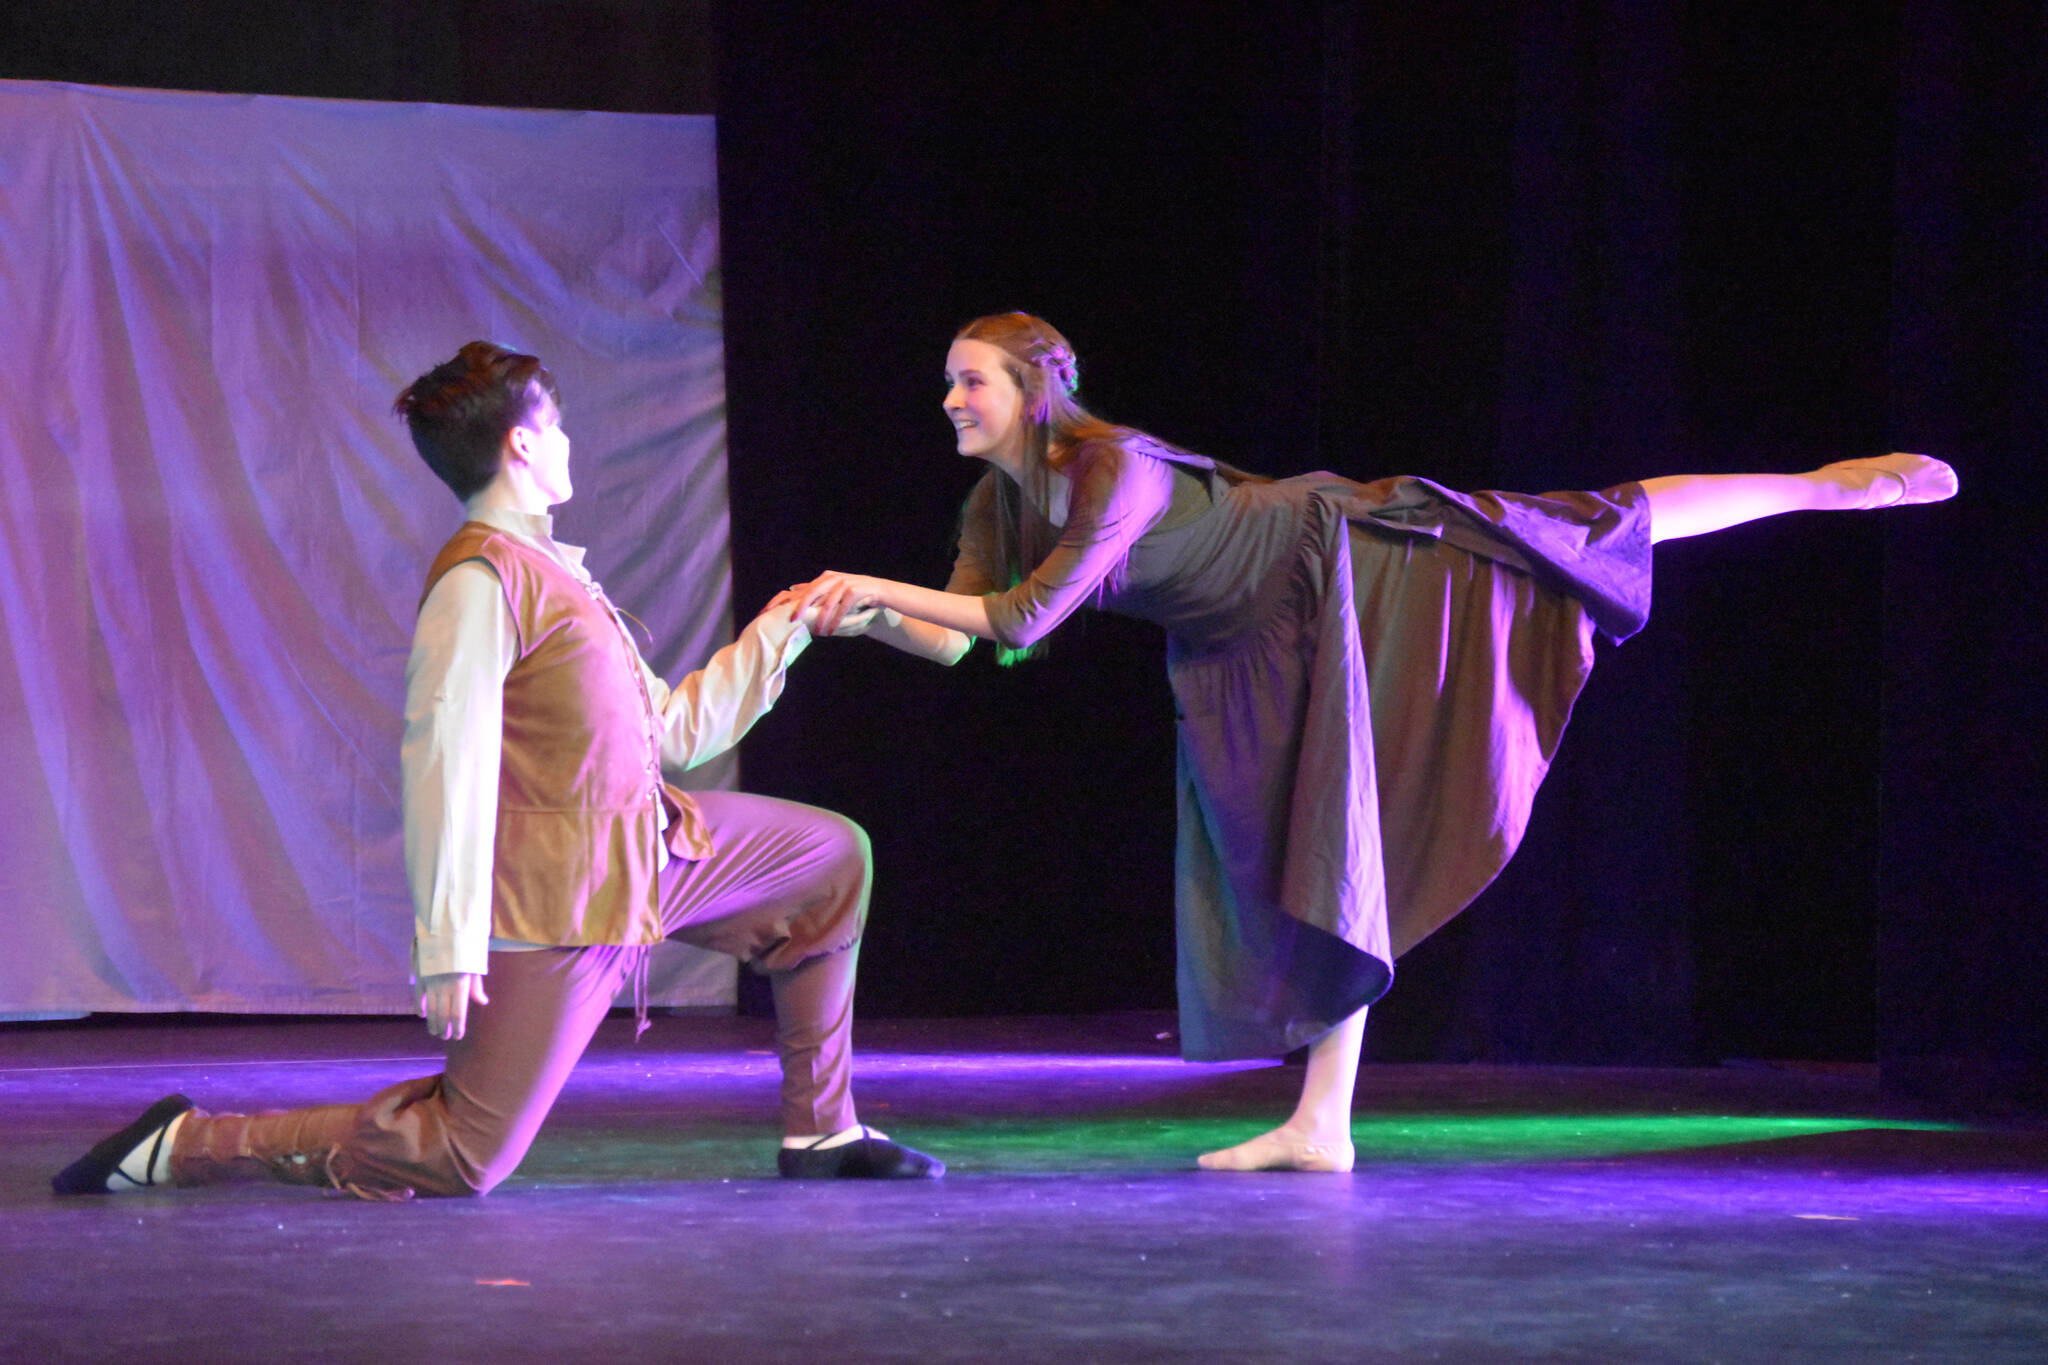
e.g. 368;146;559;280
951;314;1128;662
952;312;1103;460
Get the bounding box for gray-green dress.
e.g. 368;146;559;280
946;434;1653;1061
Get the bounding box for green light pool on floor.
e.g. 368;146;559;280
919;1114;1963;1170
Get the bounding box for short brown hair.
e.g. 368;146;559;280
393;342;560;500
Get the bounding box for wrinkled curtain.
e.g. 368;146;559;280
0;80;737;1013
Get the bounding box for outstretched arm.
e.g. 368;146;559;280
797;440;1176;657
643;603;814;772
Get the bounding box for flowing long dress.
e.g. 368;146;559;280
945;433;1654;1061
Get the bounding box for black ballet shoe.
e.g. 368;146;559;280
776;1126;945;1180
52;1093;194;1194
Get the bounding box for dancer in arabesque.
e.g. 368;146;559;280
787;311;1956;1173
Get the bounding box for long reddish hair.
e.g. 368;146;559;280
952;314;1123;654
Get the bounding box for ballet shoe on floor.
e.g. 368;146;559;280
52;1093;194;1194
1196;1128;1356;1173
1829;453;1959;509
777;1126;945;1179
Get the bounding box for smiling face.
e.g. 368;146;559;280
943;338;1026;471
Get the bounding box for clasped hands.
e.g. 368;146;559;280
770;572;885;638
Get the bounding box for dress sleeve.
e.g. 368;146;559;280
943;471;1004;598
973;441;1175;650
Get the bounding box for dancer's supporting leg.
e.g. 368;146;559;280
1197;1006;1366;1173
1641;452;1957;543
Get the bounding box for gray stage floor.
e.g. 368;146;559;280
4;1011;2045;1363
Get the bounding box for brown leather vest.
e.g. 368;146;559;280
421;523;694;948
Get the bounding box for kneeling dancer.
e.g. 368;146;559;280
56;342;940;1199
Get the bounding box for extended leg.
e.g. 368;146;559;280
333;940;632;1196
52;1094;198;1194
55;1091;397;1198
170;1103;369;1192
51;941;630;1200
1641;453;1956;543
1197;1006;1365;1173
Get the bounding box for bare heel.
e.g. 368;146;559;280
1197;1127;1356;1173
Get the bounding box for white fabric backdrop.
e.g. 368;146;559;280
0;80;738;1013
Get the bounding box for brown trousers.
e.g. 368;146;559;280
171;792;869;1198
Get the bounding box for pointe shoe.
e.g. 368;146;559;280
1829;453;1959;509
1196;1129;1356;1174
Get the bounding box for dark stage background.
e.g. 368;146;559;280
6;1;2041;1106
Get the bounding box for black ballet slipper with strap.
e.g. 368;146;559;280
52;1093;194;1194
777;1126;945;1180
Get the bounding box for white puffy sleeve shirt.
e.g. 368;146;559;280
402;507;809;980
